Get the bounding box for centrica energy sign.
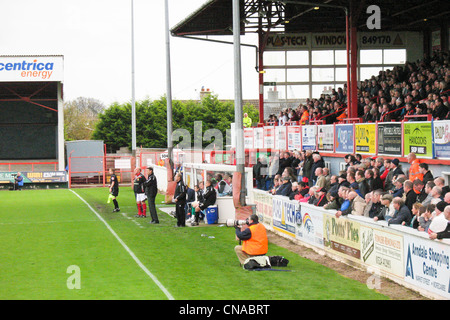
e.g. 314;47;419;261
0;56;63;82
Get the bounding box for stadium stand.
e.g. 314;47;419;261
264;50;449;126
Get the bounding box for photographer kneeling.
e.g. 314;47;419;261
234;214;268;265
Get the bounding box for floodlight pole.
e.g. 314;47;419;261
165;0;174;166
131;0;137;156
233;0;246;206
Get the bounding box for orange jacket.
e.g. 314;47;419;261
336;110;347;121
409;159;423;182
242;223;268;256
300;111;309;124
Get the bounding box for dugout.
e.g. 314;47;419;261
0;55;66;188
171;0;450;122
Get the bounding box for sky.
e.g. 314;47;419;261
0;0;259;106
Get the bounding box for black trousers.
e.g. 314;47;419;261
147;196;158;222
195;203;207;223
175;201;186;226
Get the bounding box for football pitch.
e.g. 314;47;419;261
0;187;388;300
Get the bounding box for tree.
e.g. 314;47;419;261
64;97;105;141
91;102;133;152
91;95;259;152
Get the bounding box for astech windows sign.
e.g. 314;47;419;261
0;56;63;82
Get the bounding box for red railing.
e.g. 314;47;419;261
403;114;432;121
318;106;347;122
340;118;362;123
68;154;135;188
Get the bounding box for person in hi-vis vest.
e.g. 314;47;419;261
234;214;268;265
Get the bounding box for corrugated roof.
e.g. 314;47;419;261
171;0;450;36
171;0;244;36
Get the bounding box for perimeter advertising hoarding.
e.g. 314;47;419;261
335;124;354;154
272;195;298;238
263;126;275;149
317;125;334;152
355;123;376;154
253;193;450;299
403;235;450;299
275;126;287;150
403;122;433;158
0;171;66;184
253;127;263;149
377;123;402;156
323;214;361;262
253;190;274;226
287;126;301;150
360;226;404;278
257;192;324;247
296;204;324;249
244;128;254;149
301;125;317;150
433;120;450;159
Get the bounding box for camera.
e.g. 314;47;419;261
226;219;248;228
11;173;17;177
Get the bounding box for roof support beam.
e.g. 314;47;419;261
0;83;58;112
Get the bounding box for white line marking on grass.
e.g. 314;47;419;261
120;212;144;228
70;189;174;300
0;219;98;226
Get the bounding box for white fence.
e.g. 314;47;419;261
252;189;450;300
154;163;254;224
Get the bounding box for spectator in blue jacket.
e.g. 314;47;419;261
388;197;412;226
337;186;350;212
276;176;292;197
390;176;405;198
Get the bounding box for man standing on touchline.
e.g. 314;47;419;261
144;166;159;224
109;168;120;212
173;173;187;227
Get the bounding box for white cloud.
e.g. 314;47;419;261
0;0;258;105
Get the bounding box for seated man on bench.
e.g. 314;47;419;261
191;179;216;226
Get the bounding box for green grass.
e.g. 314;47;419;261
0;187;389;300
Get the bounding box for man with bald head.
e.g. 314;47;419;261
314;167;328;190
434;177;450;195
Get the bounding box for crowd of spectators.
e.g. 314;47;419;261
265;50;449;125
253;150;450;241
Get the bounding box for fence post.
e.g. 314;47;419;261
68;154;72;189
103;144;106;187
